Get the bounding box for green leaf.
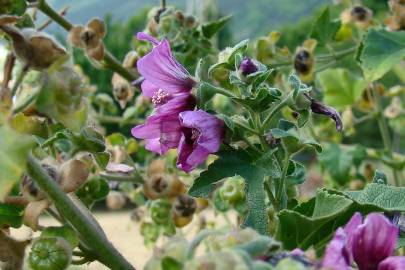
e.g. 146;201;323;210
189;150;281;234
277;189;353;250
358;29;405;82
317;68;367;110
297;110;310;128
0;125;34;200
201;15;232;39
93;152;110;169
209;39;249;74
0;203;24;228
286;161;306;185
344;183;405;211
319;143;353;185
161;256;183;270
310;7;341;46
106;133;126;146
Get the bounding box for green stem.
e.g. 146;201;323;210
262;92;292;131
160;0;166;9
233;118;260;135
10;65;29;96
276;154;290;210
27;154;136;270
94;113;139;125
371;86;401;186
264;178;278;211
37;0;136;82
99;172;144;183
316;46;357;60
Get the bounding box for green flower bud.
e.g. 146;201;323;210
219;176;245;204
150;199;172;225
29;237;72;270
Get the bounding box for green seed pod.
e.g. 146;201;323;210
29;237;72;270
219;176;245;204
150;199;172;225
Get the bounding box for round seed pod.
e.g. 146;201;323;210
172;195;197;227
29;237;72;270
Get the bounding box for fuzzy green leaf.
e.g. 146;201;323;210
310;7;341;46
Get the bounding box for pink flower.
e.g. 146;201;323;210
176;110;225;172
136;32;196;101
131;114;183;155
322;212;400;270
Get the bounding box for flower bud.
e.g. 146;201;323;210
219;177;245;204
150;199;171;225
239;57;258;75
29;237;72;270
22;163;60;201
173;194;197;218
112;73;134;109
294;50;313;75
310;99;343;131
0;25;67;70
106;191;126;210
385;0;405;31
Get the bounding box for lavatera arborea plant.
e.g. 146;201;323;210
131;30;343;235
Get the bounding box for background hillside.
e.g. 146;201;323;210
46;0;330;39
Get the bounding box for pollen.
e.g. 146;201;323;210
152;89;169;106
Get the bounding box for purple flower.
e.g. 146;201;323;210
176;110;224;172
310;99;343;131
136;32;196;97
239;57;258;75
322;212;400;270
131;114;183;155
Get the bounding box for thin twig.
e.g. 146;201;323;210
38;6;69;31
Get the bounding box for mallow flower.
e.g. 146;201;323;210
131;114;184;155
136;32;196;100
322;212;404;270
177;110;225;173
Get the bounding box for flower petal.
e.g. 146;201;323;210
137;34;195;94
141;80;159;98
378;256;405;270
352;213;398;270
322;228;351;270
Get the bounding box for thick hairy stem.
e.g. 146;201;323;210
262;92;292;131
37;0;136;82
27;154;136;270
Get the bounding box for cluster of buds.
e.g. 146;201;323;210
68;18;106;61
140;159;208;245
385;0;405;31
146;7;197;36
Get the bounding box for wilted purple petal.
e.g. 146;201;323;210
322;228;352;270
240;57;258;75
137;32;195;94
310;99;343;131
378;256;405;270
352;213;398;270
106;162;134;174
176;110;224;172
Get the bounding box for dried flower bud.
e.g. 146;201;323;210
385;0;405;31
294;50;313;75
143;174;184;200
60;159;89;193
0;25;67;70
122;51;140;69
0;15;19;25
68;18;106;61
106;191;126;210
310;99;343;131
350;6;373;29
22;163;60;201
112;73;134;109
239;57;258;75
173;194;197;218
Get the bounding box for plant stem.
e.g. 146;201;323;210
316;46;357;60
37;0;136;82
264;178;278;210
262;92;292;131
275;153;290;210
371;86;401;186
10;65;29;96
27;154;136;270
160;0;166;9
